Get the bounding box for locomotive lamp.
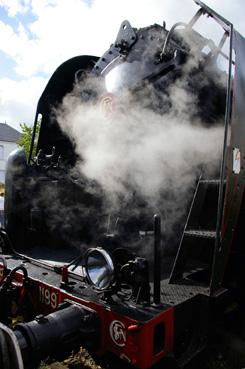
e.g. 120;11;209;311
85;248;115;290
85;246;151;304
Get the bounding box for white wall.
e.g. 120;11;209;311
0;140;19;183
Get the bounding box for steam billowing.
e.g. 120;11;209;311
55;74;224;250
46;20;228;259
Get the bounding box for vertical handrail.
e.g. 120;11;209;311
210;24;234;293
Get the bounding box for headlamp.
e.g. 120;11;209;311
85;248;115;290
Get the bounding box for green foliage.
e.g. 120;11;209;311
18;121;41;159
0;182;4;195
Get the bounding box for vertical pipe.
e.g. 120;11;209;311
153;214;161;305
28;111;39;165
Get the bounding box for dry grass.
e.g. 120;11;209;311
38;347;102;369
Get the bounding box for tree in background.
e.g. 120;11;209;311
18;121;41;159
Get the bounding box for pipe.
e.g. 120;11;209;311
153;214;161;305
14;304;99;366
0;323;24;369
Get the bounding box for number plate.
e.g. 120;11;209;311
39;285;58;309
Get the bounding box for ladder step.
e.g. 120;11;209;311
199;179;226;185
184;230;216;239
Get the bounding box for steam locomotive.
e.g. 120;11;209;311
0;0;244;368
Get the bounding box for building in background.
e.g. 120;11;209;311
0;122;21;184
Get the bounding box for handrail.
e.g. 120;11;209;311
210;23;234;294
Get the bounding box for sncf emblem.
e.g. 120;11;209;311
109;320;126;347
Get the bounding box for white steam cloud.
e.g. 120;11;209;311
56;79;223;244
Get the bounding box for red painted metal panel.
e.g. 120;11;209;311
11;270;174;368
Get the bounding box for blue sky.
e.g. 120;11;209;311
0;0;244;130
0;5;37;31
0;6;36;79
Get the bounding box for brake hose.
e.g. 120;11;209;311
0;265;28;294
